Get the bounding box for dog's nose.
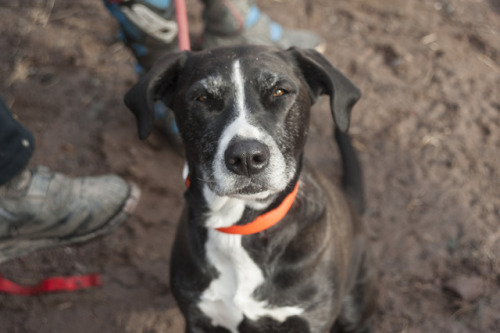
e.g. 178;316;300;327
225;140;270;176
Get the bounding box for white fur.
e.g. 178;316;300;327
202;185;246;229
198;196;303;332
197;60;303;331
200;75;224;97
182;162;189;183
211;60;291;196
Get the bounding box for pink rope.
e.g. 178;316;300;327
174;0;190;51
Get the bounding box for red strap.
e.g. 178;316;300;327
174;0;191;51
0;273;101;296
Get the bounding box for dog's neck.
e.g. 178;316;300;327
184;157;303;233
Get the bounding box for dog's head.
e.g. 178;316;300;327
125;46;360;201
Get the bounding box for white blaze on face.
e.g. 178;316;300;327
210;60;291;198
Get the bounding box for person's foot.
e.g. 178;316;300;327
104;0;183;151
103;0;178;73
201;1;326;53
0;166;140;263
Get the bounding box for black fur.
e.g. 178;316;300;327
125;46;376;333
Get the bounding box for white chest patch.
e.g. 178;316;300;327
198;185;303;332
198;230;304;332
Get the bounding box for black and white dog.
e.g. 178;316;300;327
125;46;376;333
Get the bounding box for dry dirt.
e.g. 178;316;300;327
0;0;499;332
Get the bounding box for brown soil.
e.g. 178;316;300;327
1;0;499;332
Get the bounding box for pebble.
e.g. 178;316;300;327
443;275;485;301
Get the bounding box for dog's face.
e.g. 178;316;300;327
125;46;360;201
173;49;311;200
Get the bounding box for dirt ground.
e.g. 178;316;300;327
0;0;499;332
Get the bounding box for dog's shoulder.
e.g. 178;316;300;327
296;162;361;257
299;162;355;222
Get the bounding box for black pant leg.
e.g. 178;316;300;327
0;96;35;186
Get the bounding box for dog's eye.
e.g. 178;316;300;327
196;95;209;102
273;89;287;97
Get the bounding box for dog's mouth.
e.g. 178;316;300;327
231;183;275;201
208;177;277;200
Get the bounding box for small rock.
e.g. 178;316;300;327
443;275;484;301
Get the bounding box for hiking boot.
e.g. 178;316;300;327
103;0;178;73
0;166;140;263
200;0;326;53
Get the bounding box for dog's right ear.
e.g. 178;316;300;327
124;51;188;139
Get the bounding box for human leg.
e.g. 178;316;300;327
0;98;140;263
103;0;325;68
200;0;325;52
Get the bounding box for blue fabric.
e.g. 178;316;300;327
244;5;260;30
104;3;142;41
172;119;179;134
154;101;167;119
143;0;171;9
117;29;125;42
134;63;146;75
131;43;149;57
270;22;283;42
154;102;179;133
245;5;283;42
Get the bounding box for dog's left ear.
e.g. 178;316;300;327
124;51;188;139
288;47;361;132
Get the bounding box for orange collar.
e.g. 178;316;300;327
216;182;299;235
185;175;299;235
